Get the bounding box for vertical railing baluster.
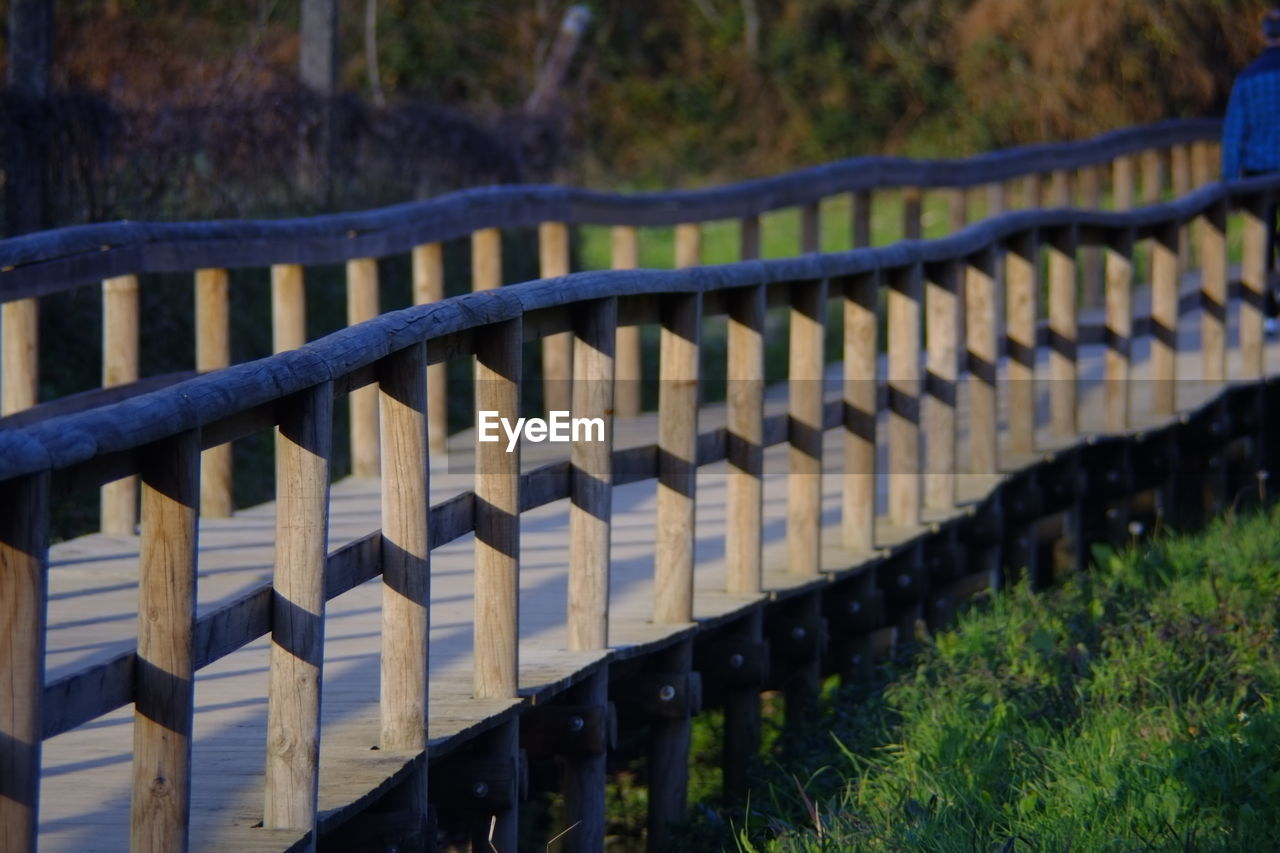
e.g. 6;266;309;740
888;263;923;529
347;258;381;477
675;223;700;270
1200;200;1228;384
1105;230;1134;431
788;277;827;575
564;297;616;853
131;429;200;853
801;202;820;253
965;250;999;477
925;260;961;510
0;471;50;853
1113;155;1135;212
1006;232;1039;457
844;272;878;550
472;227;502;293
102;274;140;535
1241;197;1268;380
1048;226;1079;438
1142;149;1164;205
726;283;765;594
540;222;573;415
378;343;431;834
655;290;700;623
271;264;306;354
0;298;38;416
1022;173;1043;209
264;383;332;841
1151;224;1181;416
196;268;233;517
852;190;872;248
1171;144;1193;269
1049;170;1071;208
612;226;642;418
902;188;922;241
412;243;448;457
947;188;968;233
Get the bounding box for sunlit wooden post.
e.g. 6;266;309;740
347;258;381;477
1047;226;1079;438
131;429;200;853
540;221;573;414
1199;199;1228;384
612;226;642;417
472;228;502;293
1048;170;1071;207
1105;230;1134;431
264;382;332;837
412;242;448;456
1005;232;1038;457
1171;144;1193;268
947;188;968;233
196;268;233;517
726;283;765;594
965;249;999;477
1079;164;1104;308
844;271;878;549
271;264;306;354
1241;196;1269;380
788;277;827;576
0;471;50;853
888;263;923;529
655;289;700;624
0;298;38;417
924;260;961;510
1150;223;1180;416
1022;173;1043;209
378;343;430;830
102;275;140;535
1113;155;1135;213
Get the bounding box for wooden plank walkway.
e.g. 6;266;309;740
34;283;1277;852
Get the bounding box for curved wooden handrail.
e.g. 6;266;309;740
0;118;1218;298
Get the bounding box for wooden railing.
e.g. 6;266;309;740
0;121;1221;534
4;124;1276;853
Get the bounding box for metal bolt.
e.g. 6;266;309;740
897;573;912;588
790;626;807;641
567;715;585;733
1106;470;1120;484
728;653;745;669
850;654;863;666
1106;507;1120;521
658;684;677;702
935;598;947;610
848;600;862;614
472;781;489;799
1018;537;1030;550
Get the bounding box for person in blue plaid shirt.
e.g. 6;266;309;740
1223;7;1280;332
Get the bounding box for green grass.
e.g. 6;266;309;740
677;505;1280;852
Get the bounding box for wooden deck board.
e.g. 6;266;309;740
34;291;1279;851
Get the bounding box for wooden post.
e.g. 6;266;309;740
1079;165;1104;308
474;318;522;699
1151;224;1180;416
347;258;381;478
0;471;50;853
265;382;333;837
568;298;616;651
1241;197;1268;380
1048;226;1079;438
1113;155;1135;212
1;298;38;415
655;291;700;624
472;227;502;293
966;251;999;476
1006;232;1038;457
562;667;609;853
789;278;827;575
844;272;878;549
925;260;961;510
540;222;574;415
1141;149;1164;205
852;190;872;247
1171;144;1192;268
412;243;449;456
1105;230;1134;431
902;188;922;241
271;264;306;353
564;298;615;852
613;226;642;418
675;223;700;269
721;610;763;802
888;264;923;529
378;343;431;834
131;429;200;853
1191;141;1215;190
727;284;765;594
647;639;693;853
102;275;140;535
947;188;968;233
1200;200;1228;384
1022;173;1043;209
801;202;820;253
1048;170;1071;207
196;269;233;518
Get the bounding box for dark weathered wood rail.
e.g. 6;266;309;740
4;121;1278;853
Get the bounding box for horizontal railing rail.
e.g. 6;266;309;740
2;164;1277;852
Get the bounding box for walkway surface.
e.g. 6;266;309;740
34;275;1278;851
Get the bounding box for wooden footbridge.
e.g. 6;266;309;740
3;119;1280;853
